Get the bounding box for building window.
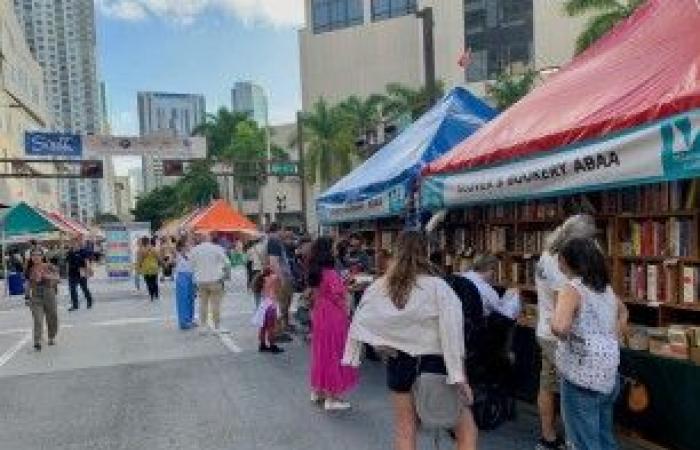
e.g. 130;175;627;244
371;0;417;21
465;0;533;82
312;0;364;33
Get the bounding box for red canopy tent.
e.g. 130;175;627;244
187;199;258;235
425;0;700;176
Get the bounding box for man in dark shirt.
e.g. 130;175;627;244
67;238;93;311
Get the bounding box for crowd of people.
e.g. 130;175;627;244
20;211;627;450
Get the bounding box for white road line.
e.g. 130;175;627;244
92;317;162;327
0;324;74;336
0;333;31;368
218;333;242;353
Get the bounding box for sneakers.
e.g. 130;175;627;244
535;437;567;450
310;392;324;404
324;399;351;411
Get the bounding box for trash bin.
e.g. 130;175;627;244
8;272;24;296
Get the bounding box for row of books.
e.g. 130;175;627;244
513;230;551;254
623;263;699;304
602;181;697;214
511;260;537;287
619;219;696;257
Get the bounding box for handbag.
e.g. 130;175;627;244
413;368;462;430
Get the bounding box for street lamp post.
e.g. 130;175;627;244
275;191;287;226
416;7;437;106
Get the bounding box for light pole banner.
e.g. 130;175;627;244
102;222;151;280
422;110;700;210
317;184;408;224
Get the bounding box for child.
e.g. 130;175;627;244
251;268;284;354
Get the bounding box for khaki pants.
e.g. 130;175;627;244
30;291;58;345
198;281;224;329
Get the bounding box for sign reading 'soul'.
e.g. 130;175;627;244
25;132;83;157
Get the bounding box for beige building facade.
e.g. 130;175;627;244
0;0;56;210
113;175;133;221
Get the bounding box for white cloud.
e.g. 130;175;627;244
99;0;148;21
97;0;305;28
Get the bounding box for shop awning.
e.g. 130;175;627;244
0;202;59;238
425;0;700;177
317;87;497;224
422;0;700;210
188;199;258;234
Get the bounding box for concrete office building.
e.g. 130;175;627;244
231;81;268;127
13;0;104;224
113;175;132;221
299;0;587;230
300;0;587;104
0;0;56;210
137;91;206;192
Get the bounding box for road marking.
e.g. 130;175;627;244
218;333;242;353
92;317;162;327
0;324;74;336
0;333;31;368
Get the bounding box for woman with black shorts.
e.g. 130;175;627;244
343;230;476;450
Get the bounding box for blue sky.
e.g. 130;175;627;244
97;0;305;136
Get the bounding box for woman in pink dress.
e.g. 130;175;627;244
308;236;359;411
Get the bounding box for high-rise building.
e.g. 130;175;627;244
13;0;104;224
113;176;132;221
99;81;110;133
299;0;588;105
137;91;206;192
231;81;268;127
0;0;56;211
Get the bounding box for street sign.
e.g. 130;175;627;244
25;132;82;157
270;161;298;176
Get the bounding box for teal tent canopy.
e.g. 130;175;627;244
0;202;59;237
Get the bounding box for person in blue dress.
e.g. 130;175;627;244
174;236;195;329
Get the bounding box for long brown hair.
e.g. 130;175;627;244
385;230;435;309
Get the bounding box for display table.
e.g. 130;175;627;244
617;349;700;450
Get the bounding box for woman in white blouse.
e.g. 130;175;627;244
343;231;475;450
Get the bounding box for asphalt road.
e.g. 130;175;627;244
0;270;648;450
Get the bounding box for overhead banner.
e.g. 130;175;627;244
318;184;408;224
422;110;700;210
25;132;82;157
84;135;206;157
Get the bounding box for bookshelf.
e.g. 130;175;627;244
438;180;700;333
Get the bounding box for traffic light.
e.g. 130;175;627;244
80;160;103;179
162;160;185;176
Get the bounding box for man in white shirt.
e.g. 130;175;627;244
535;214;596;450
189;232;230;333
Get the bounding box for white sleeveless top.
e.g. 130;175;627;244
555;278;620;394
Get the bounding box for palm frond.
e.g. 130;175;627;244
575;9;629;54
564;0;622;16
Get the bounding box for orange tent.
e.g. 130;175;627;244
188;199;258;235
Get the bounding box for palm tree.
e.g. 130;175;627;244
380;81;445;122
337;94;384;146
487;69;538;110
564;0;645;54
192;108;249;158
302;98;357;187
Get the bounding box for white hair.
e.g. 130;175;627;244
546;214;598;253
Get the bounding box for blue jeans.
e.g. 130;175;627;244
561;377;620;450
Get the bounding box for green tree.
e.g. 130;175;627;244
564;0;644;54
175;159;219;210
487;69;538;110
380;81;445;122
132;185;180;230
337;94;384;145
192;108;249;158
302;98;357;186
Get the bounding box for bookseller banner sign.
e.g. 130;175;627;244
422;110;700;209
318;184;408;224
